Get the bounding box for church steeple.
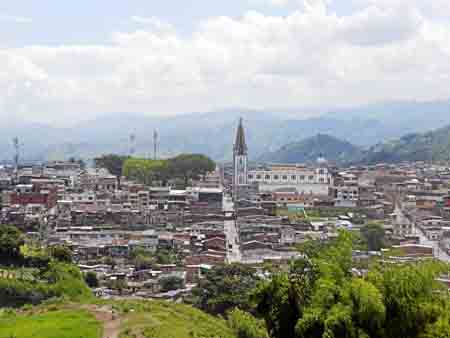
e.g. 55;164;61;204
233;118;248;156
233;118;249;200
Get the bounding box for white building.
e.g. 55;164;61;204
247;164;332;195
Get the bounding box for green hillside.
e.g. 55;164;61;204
259;133;362;164
361;125;450;164
0;309;101;338
0;300;236;338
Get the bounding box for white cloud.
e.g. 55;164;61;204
0;14;32;24
1;2;450;125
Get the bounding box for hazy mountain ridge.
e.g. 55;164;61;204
360;125;450;164
1;99;450;162
259;134;363;164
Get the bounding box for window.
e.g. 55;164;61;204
319;169;325;174
248;174;253;180
309;175;314;180
300;175;305;180
274;175;279;180
282;175;288;180
319;178;324;183
292;175;297;180
256;175;261;179
265;174;271;180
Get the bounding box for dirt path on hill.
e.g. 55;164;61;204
85;305;122;338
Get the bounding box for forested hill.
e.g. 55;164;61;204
360;125;450;164
259;134;362;164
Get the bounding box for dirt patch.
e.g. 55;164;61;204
85;305;122;338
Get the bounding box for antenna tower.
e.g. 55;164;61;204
153;130;158;160
129;133;136;157
13;137;20;180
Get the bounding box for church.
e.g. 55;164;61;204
232;118;332;199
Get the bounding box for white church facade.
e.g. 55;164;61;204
247;165;331;195
232;119;332;198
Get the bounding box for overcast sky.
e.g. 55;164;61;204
1;0;450;125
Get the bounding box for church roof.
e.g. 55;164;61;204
234;118;248;155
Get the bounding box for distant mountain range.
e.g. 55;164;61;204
2;98;450;163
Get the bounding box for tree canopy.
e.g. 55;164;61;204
168;154;215;187
251;231;450;338
192;263;259;316
0;224;25;265
94;154;128;187
123;158;169;186
361;223;386;251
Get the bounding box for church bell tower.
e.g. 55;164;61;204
233;118;248;200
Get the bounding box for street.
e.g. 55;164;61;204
223;195;242;263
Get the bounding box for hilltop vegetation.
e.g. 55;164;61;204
259;134;362;164
361;125;450;164
95;153;215;188
260;125;450;165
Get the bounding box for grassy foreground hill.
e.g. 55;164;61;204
0;300;236;338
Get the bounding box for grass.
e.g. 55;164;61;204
0;309;102;338
114;300;236;338
0;298;236;338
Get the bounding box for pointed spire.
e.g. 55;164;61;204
234;118;248;156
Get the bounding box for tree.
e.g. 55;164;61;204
123;158;169;186
228;308;269;338
155;249;178;265
361;223;386;251
159;276;184;292
94;154;128;189
0;224;24;266
168;154;215;187
368;260;448;338
133;254;156;271
48;245;72;263
84;271;99;288
192;263;259;316
253;230;450;338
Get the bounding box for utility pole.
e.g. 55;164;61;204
129;133;136;157
13;137;20;182
153;130;158;160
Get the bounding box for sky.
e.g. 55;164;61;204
1;0;450;125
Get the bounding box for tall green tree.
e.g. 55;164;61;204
48;245;72;263
193;263;259;316
168;154;215;187
94;154;128;189
361;223;386;251
0;224;24;266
